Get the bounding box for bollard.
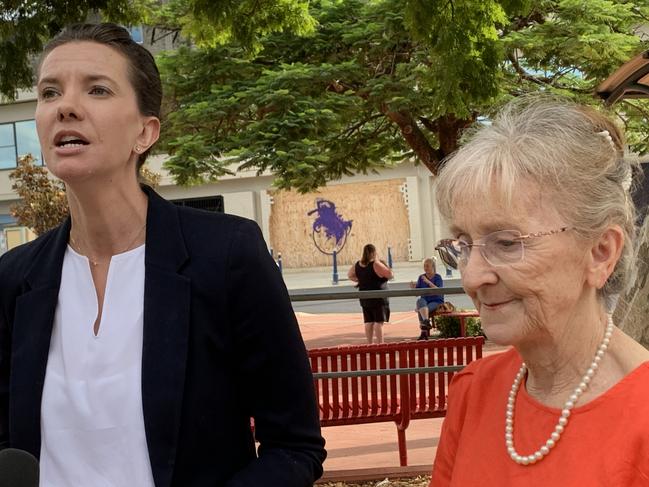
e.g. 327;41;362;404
277;252;283;274
387;246;393;269
332;250;339;285
446;266;452;278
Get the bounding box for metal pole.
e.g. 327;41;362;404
332;250;339;285
387;246;393;269
312;365;465;380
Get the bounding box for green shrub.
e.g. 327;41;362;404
433;313;484;338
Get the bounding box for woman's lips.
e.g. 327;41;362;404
53;143;89;156
482;299;514;310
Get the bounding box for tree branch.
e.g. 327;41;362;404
343;113;385;138
507;53;548;86
418;116;438;133
622;99;649;120
507;53;592;93
381;106;441;174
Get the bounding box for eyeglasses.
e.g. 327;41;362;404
435;227;570;270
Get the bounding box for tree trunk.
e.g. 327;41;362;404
614;217;649;348
383;108;442;174
382;110;474;175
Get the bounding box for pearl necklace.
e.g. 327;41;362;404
505;315;614;465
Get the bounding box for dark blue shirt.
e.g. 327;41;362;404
416;273;444;305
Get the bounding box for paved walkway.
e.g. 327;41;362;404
297;309;508;476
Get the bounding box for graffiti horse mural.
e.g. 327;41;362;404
307;198;352;255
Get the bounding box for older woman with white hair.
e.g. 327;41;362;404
430;97;649;485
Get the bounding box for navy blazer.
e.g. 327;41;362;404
0;187;326;486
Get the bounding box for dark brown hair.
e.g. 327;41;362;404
360;244;376;266
39;23;162;171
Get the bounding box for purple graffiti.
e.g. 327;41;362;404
308;198;352;255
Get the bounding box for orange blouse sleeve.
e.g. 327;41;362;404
429;367;476;486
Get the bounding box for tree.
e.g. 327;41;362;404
9;154;68;235
0;0;151;98
0;0;314;99
157;0;649;192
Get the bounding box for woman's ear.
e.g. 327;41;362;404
586;225;624;289
134;116;161;153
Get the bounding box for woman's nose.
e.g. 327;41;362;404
56;94;83;122
460;248;498;292
57;105;80;121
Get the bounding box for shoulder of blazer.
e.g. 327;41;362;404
0;223;65;291
173;204;264;251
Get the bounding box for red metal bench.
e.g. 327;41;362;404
309;336;484;466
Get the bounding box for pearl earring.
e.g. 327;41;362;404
134;145;142;153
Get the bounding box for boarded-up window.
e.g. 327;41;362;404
269;179;411;268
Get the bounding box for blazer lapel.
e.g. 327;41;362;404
141;187;191;487
10;219;70;456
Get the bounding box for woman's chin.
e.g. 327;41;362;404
480;320;521;347
46;159;95;182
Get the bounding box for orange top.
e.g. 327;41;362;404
430;348;649;487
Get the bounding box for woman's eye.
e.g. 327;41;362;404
89;86;110;95
496;239;516;247
494;239;519;252
40;88;58;99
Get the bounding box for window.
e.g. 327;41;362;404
3;226;36;251
0;120;42;170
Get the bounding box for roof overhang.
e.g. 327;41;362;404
596;50;649;105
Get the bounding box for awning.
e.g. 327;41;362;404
596;50;649;104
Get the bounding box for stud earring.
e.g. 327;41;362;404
134;145;142;153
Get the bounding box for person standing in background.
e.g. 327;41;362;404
348;244;393;344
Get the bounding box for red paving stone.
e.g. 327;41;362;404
296;310;508;476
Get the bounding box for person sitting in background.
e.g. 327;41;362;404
410;257;444;340
430;95;649;486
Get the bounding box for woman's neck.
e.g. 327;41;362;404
517;302;608;408
66;178;148;258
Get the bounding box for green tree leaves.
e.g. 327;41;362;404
0;0;154;97
166;0;649;192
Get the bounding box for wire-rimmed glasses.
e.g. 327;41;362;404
435;227;571;270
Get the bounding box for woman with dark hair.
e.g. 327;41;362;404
348;244;393;344
0;23;325;486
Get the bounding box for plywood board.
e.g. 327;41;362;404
269;179;411;268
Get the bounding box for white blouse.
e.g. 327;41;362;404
39;244;155;487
